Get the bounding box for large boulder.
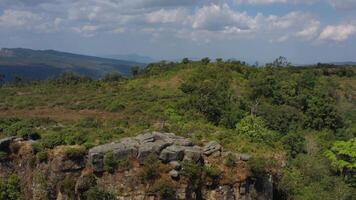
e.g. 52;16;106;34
203;141;222;156
184;146;202;163
88;140;139;172
159;145;185;162
137;140;172;163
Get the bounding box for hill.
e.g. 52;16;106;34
105;53;156;63
0;48;143;81
0;60;355;199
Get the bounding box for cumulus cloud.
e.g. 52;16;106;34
146;8;187;24
73;24;100;37
318;24;356;41
191;4;255;32
329;0;356;10
295;20;320;40
0;9;41;28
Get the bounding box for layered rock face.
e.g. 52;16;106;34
0;132;273;200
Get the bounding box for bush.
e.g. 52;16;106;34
0;174;24;200
180;161;203;190
36;151;48;163
103;151;118;173
60;177;76;199
235;115;279;144
224;153;237;168
139;154;161;182
84;186;116;200
282;131;306;158
40;133;65;149
152;178;176;200
105;100;125;112
64;131;88;145
17;128;41;140
204;165;222;182
65;146;87;161
180;65;234;125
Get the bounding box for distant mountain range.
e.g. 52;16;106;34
104;54;156;64
0;48;143;81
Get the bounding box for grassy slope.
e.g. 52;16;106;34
0;64;355;173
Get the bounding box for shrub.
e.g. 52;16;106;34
235;115;279;144
40;133;65;149
0;174;24;200
65;146;87;160
103;151;118;173
139;154;161;182
282;132;306;158
17;128;41;140
84;186;116;200
224;153;237;168
77;118;101;128
180;161;203;190
64;131;88;145
105;100;125;112
180;65;234;125
60;177;76;200
204;165;222;184
36;151;48;163
65;146;87;161
152;178;176;200
102;73;126;82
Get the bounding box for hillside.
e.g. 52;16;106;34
0;60;355;200
0;48;143;81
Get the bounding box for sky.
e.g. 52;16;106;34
0;0;356;64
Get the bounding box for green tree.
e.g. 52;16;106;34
201;57;210;65
182;58;190;64
131;66;140;77
235;115;278;143
266;56;291;68
326;138;356;185
180;66;234;124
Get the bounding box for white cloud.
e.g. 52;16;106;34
73;24;99;37
0;9;41;28
146;8;187;24
329;0;356;10
295;20;320;40
191;4;255;32
318;24;356;41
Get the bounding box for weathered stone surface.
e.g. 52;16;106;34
174;138;193;146
184;146;202;162
137;140;172;163
136;133;155;144
89;142;138;172
203;141;222;156
169;169;179;178
51;155;85;172
159;145;185;162
0;136;15;150
239;153;251;161
169;161;181;170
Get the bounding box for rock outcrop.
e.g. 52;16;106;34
88;132;202;171
0;132;274;200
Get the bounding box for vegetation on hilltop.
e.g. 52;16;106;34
0;58;355;199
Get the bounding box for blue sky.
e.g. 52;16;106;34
0;0;356;64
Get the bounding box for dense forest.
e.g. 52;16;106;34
0;57;355;200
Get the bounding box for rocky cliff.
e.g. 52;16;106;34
0;132;273;200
